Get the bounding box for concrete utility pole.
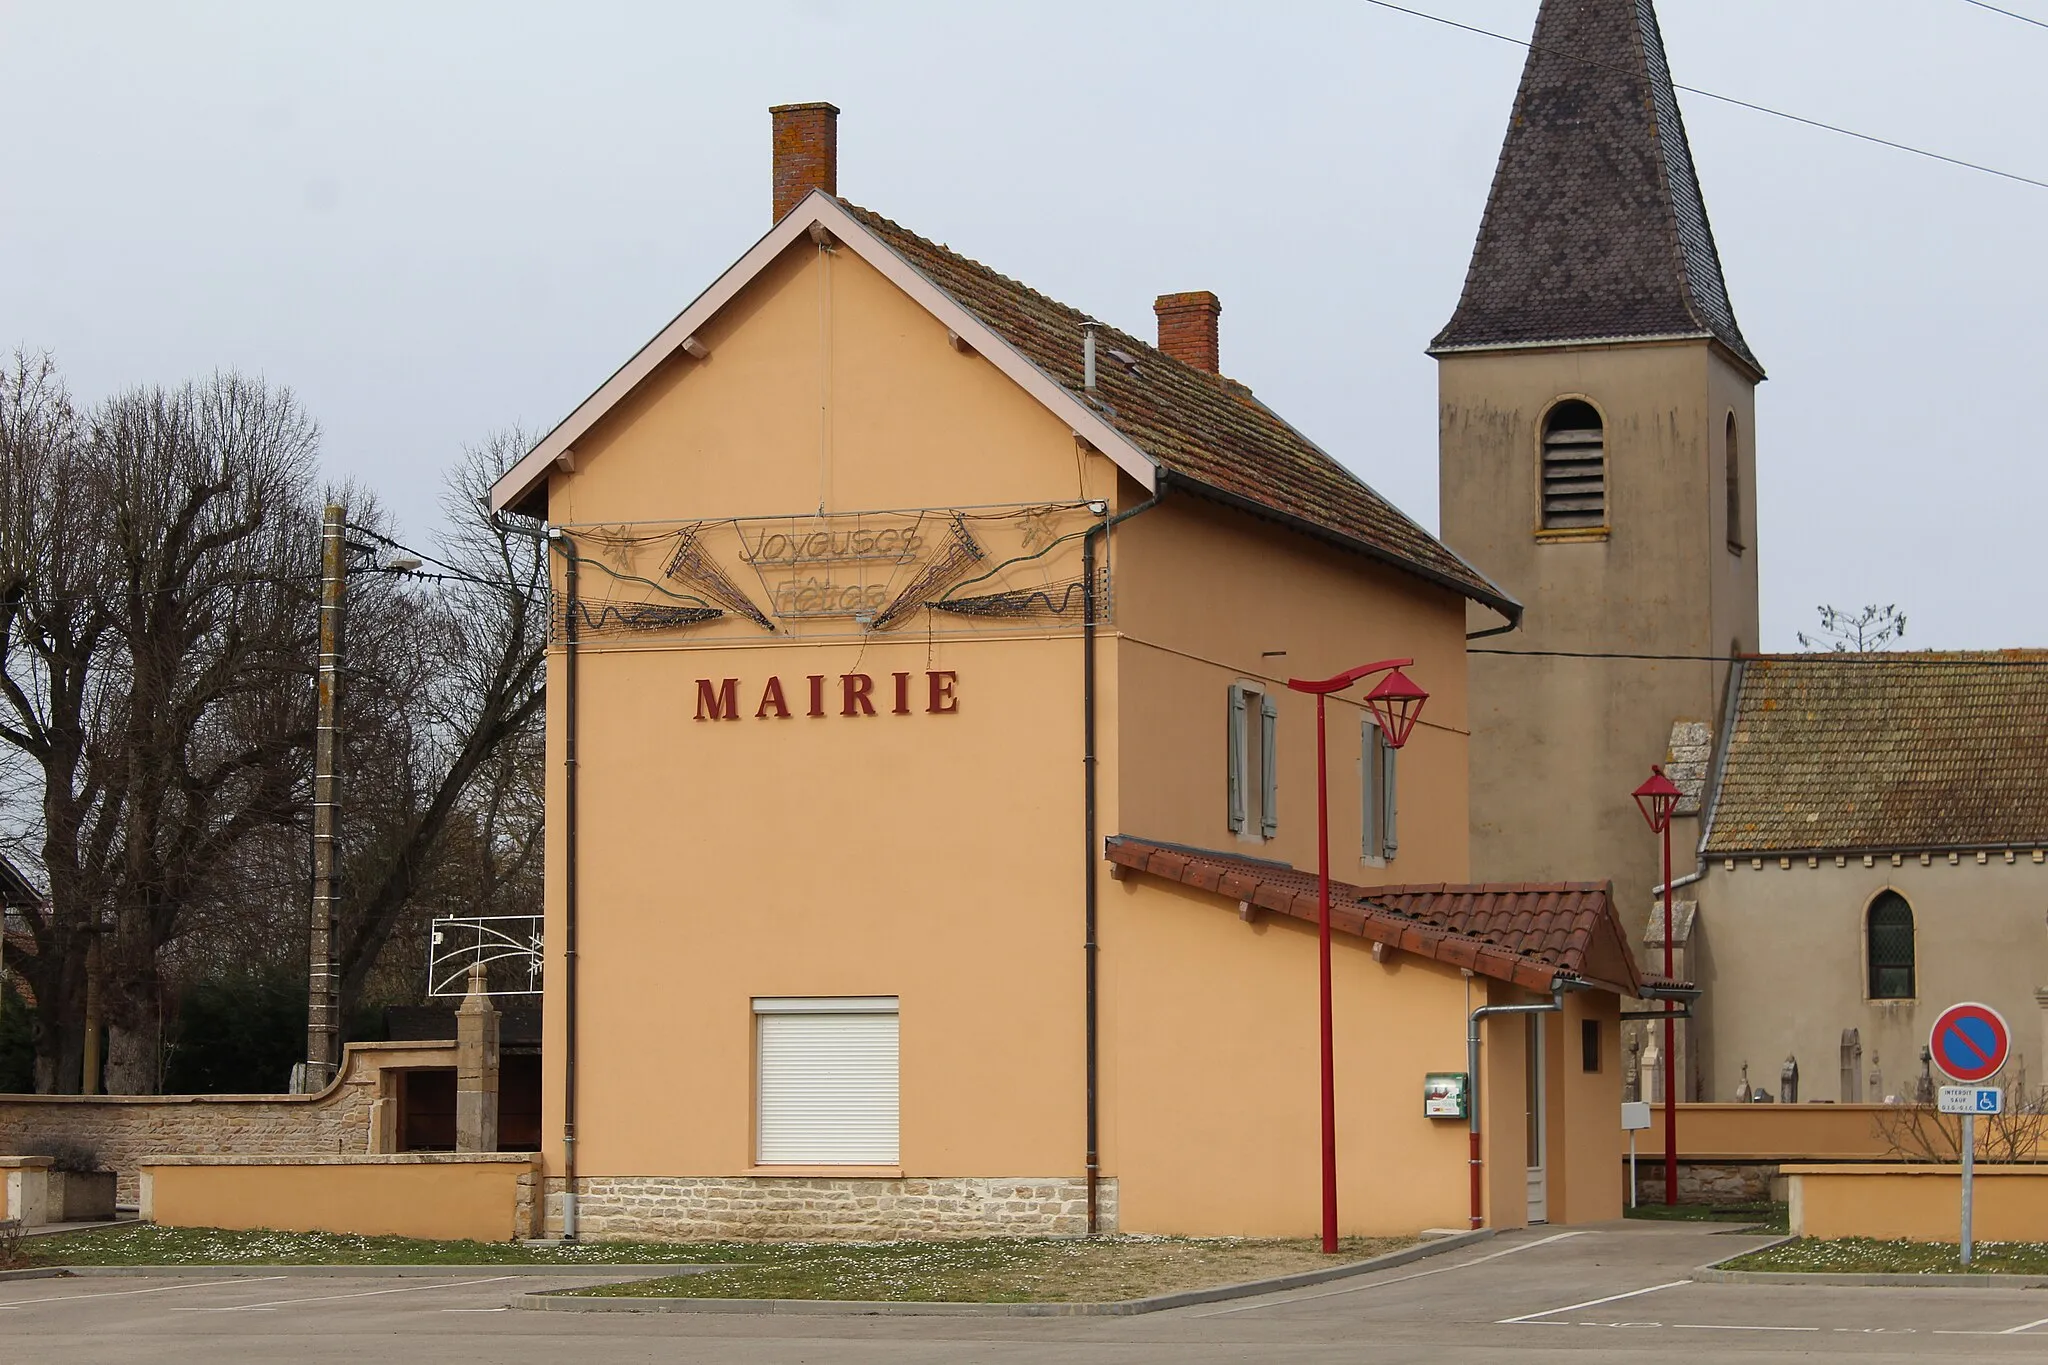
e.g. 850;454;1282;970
305;504;346;1091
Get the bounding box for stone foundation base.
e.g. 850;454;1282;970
1628;1160;1782;1205
543;1175;1117;1241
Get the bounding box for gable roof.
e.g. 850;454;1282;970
1704;652;2048;855
1106;835;1642;995
491;192;1517;622
1431;0;1761;377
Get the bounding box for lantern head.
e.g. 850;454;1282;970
1633;764;1682;834
1363;668;1428;750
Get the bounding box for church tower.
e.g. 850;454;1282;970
1435;0;1762;1035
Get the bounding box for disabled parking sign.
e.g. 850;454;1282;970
1929;1001;2010;1084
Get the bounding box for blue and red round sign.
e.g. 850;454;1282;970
1929;1002;2011;1084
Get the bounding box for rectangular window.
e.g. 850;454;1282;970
755;997;899;1165
1581;1019;1601;1073
1362;716;1398;861
1227;683;1279;839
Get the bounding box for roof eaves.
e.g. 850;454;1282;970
1162;472;1522;624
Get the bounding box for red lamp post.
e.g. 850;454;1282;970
1287;660;1429;1253
1632;764;1683;1207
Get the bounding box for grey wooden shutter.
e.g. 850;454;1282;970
1227;684;1249;834
1259;692;1279;839
1381;735;1399;859
1362;717;1381;859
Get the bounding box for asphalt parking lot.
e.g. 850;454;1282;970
5;1222;2045;1363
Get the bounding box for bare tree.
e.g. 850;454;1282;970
1798;603;1907;652
330;435;547;1022
1875;1063;2045;1164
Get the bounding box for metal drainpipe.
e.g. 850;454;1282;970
547;527;583;1241
1466;984;1569;1229
1080;479;1162;1235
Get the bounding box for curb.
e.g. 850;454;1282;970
0;1263;724;1281
511;1228;1497;1317
1695;1264;2048;1289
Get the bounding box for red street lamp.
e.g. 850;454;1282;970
1287;659;1428;1253
1632;764;1683;1207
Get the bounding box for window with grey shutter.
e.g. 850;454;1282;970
1541;400;1605;530
1380;730;1398;859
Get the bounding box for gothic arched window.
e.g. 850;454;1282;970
1540;399;1605;531
1867;891;1914;1000
1726;413;1744;554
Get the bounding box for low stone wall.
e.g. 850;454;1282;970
1628;1160;1780;1205
0;1041;455;1205
1787;1163;2048;1242
543;1175;1117;1241
141;1153;541;1242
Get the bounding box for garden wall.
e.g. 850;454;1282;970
141;1153;540;1242
0;1040;455;1204
1786;1163;2048;1241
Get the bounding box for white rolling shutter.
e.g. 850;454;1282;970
755;998;899;1165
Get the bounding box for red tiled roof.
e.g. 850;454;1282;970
1106;836;1641;995
843;204;1518;621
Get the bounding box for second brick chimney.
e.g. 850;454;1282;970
1154;291;1221;373
770;102;839;223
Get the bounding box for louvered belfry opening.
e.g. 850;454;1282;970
1540;399;1606;530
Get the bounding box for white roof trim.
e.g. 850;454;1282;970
490;190;1158;513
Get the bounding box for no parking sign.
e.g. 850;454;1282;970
1928;1001;2011;1268
1929;1001;2011;1084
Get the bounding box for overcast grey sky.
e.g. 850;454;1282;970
3;1;2041;649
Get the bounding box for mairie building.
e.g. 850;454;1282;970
489;102;1660;1241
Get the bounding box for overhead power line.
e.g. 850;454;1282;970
1961;0;2048;31
1358;0;2048;192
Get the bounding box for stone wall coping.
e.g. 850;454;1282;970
1782;1163;2048;1178
1650;1102;1912;1115
0;1040;455;1106
140;1153;539;1168
0;1156;54;1169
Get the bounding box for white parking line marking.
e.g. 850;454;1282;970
0;1276;287;1309
1672;1323;1818;1332
1496;1279;1690;1324
2005;1315;2048;1334
1197;1231;1587;1317
173;1276;517;1313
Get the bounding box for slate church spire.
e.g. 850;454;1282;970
1432;0;1761;377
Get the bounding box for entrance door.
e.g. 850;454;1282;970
1525;1014;1548;1224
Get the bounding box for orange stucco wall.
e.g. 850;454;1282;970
531;233;1622;1237
140;1157;537;1242
1636;1104;1899;1161
1787;1164;2048;1242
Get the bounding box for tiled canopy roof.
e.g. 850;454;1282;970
844;205;1517;619
1705;653;2048;855
1431;0;1760;375
1105;836;1641;995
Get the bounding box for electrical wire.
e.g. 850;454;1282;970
1358;0;2048;192
1961;0;2048;31
1472;648;2048;664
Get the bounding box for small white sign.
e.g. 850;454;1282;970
1938;1086;2003;1115
1621;1101;1652;1131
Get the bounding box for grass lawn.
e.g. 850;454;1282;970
560;1235;1419;1303
1722;1237;2048;1276
21;1224;1420;1302
24;1223;745;1267
1624;1201;1789;1234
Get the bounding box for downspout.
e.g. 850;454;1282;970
546;526;583;1241
1080;476;1162;1235
1465;983;1569;1229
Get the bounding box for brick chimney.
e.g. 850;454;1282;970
1154;291;1221;373
770;102;839;223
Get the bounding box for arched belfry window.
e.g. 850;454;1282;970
1540;400;1605;531
1726;413;1744;554
1867;891;1915;1000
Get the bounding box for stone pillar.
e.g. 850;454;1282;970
2036;989;2048;1104
455;963;500;1153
